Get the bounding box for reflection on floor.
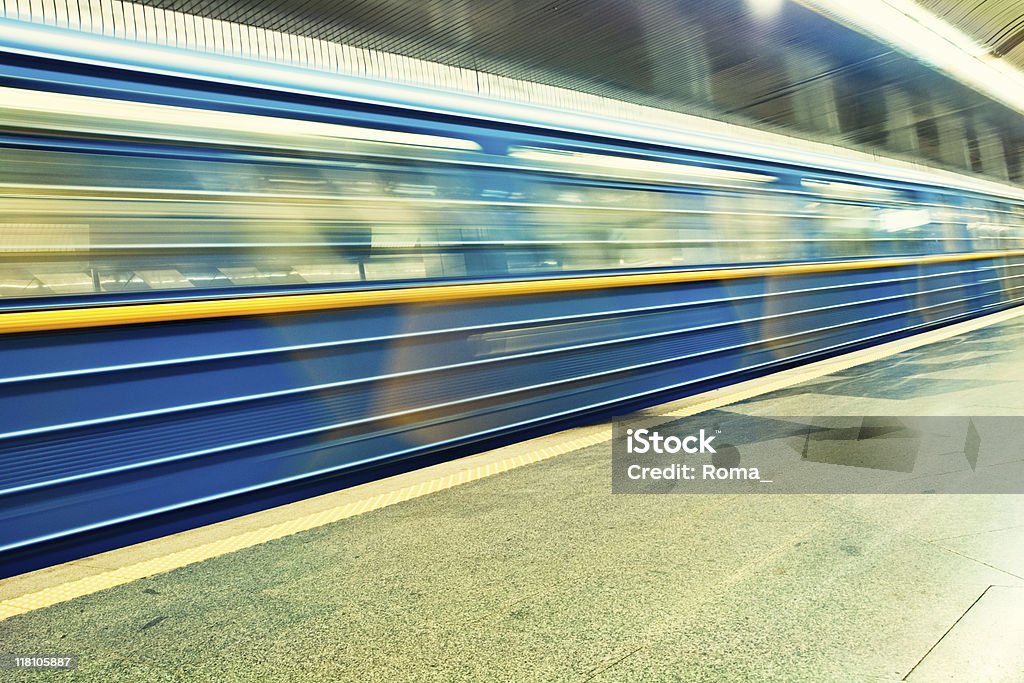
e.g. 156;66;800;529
2;316;1024;681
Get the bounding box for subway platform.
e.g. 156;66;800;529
2;308;1024;682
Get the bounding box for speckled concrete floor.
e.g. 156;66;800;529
3;316;1024;682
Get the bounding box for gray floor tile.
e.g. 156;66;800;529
904;587;1024;682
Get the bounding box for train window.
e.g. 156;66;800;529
703;190;802;264
801;178;902;201
1;126;1022;301
509;147;776;187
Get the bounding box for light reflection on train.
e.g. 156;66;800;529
1;86;1021;300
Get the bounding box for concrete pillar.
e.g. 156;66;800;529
973;121;1009;180
636;8;712;105
882;86;919;154
1005;141;1024;183
783;49;841;135
429;0;473;47
932;104;970;169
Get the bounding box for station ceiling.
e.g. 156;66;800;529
124;0;1024;182
916;0;1024;68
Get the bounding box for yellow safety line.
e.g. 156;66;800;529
3;249;1024;335
1;302;1023;622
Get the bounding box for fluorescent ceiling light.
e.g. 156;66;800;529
800;0;1024;116
747;0;785;21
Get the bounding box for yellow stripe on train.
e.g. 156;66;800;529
2;250;1023;335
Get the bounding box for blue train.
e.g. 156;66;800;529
1;22;1023;574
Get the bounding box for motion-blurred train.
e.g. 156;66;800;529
2;24;1023;573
